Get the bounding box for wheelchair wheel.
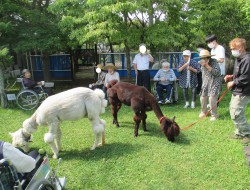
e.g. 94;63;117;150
16;90;39;110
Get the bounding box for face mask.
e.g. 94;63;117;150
231;50;241;58
208;42;215;49
163;69;169;72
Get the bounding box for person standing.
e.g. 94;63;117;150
196;44;206;94
206;34;226;79
225;38;250;144
133;44;154;92
178;50;200;108
198;50;221;121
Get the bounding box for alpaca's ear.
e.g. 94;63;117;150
172;116;176;122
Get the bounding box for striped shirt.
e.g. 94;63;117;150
153;69;176;85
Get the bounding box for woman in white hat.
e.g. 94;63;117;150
178;50;200;109
198;49;221;121
103;63;120;98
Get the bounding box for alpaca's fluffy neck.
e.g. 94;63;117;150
23;112;38;134
148;96;164;120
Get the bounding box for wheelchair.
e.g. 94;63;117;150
0;151;66;190
16;78;50;111
152;81;179;104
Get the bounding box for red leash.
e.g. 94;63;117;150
181;88;230;131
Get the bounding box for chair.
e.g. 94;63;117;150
153;81;178;104
16;78;49;110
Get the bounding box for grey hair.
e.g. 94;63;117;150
161;61;170;68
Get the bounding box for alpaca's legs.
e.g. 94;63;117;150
111;101;121;127
133;114;141;137
44;133;59;159
141;112;148;132
90;119;105;150
55;126;62;152
91;132;100;150
44;122;60;159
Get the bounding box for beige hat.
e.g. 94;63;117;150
103;63;117;70
95;64;103;69
198;50;215;58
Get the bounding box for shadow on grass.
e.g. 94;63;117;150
57;142;143;161
111;121;190;145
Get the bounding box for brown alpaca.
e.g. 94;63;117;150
107;80;180;142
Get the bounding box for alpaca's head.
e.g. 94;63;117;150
9;128;32;152
161;116;180;142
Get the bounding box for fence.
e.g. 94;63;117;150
98;52;199;78
29;54;72;81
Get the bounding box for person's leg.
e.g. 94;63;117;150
136;71;143;86
103;86;107;99
196;72;202;94
183;88;189;107
200;96;207;117
156;84;164;102
209;95;219;121
191;87;197;108
143;70;151;92
230;95;250;137
165;84;173;101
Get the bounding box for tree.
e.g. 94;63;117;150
0;0;69;81
0;48;13;108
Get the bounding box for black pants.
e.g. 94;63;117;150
137;70;151;92
196;72;202;95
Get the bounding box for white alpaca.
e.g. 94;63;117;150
10;87;107;159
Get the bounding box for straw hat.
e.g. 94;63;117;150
95;64;103;69
198;50;215;58
103;63;117;70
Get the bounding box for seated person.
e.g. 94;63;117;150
103;63;120;98
89;64;106;90
22;69;53;96
153;60;176;104
0;140;35;174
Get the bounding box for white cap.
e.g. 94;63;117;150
183;50;191;56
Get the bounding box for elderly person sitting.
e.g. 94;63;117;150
153;60;176;104
89;64;106;90
22;69;53;96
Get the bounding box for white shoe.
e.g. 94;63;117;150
158;100;164;104
184;102;189;108
191;102;195;109
165;99;171;104
199;112;206;118
210;116;217;121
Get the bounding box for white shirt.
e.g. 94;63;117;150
133;53;151;70
2;142;36;173
211;45;225;75
104;71;120;87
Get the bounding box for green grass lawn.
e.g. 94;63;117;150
1;86;250;190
